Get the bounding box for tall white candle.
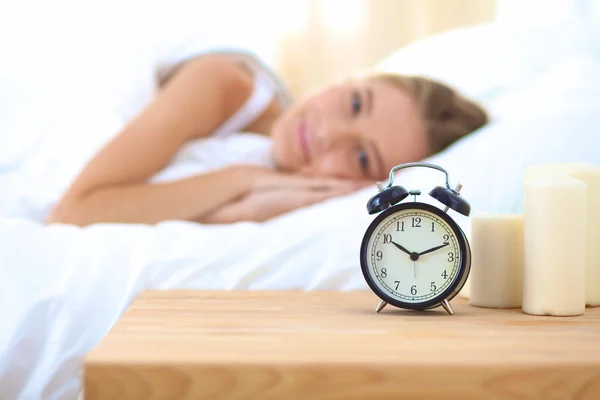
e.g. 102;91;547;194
469;214;524;308
525;163;600;306
523;175;587;316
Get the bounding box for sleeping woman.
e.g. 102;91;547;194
47;53;488;226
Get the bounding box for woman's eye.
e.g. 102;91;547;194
351;92;362;115
358;150;369;172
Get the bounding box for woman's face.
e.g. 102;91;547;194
271;78;429;181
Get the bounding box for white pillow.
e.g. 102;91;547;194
374;20;597;110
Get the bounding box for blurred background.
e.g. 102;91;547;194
2;0;596;99
174;0;595;97
2;0;598;100
235;0;497;97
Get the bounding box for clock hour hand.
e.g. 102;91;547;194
418;243;450;256
390;241;412;257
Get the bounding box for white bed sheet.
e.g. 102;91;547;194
2;15;600;400
0;206;372;399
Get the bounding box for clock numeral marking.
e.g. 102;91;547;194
376;251;383;261
383;234;392;243
394;280;400;290
431;222;435;232
441;270;448;279
448;252;454;262
443;234;449;245
397;221;404;232
412;217;421;228
430;281;437;292
411;285;417;295
381;268;387;278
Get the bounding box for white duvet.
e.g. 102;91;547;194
2;9;600;400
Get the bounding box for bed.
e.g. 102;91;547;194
1;9;600;399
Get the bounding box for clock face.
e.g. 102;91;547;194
361;202;467;309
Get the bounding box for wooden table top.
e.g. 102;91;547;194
84;290;600;400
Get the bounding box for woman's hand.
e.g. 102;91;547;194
249;166;365;192
48;56;267;226
199;169;372;224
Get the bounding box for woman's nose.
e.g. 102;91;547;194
315;121;354;154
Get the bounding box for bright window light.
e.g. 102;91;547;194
320;0;366;32
265;0;309;32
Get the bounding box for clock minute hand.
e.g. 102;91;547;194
418;243;450;256
390;241;412;257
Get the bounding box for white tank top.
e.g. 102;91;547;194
211;68;283;137
158;51;293;138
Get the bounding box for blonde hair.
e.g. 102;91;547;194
371;73;488;154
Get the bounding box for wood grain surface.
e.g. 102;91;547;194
84;290;600;399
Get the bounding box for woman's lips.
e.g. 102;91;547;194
298;120;310;161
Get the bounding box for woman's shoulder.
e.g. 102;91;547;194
161;52;291;138
158;52;293;110
164;55;256;107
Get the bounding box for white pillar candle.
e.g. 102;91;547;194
523;175;587;316
469;214;524;308
525;163;600;306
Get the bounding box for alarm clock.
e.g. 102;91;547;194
360;162;472;315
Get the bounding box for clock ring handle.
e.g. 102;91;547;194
379;162;456;193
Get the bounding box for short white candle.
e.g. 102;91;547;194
469;214;524;308
523;175;587;316
524;163;600;306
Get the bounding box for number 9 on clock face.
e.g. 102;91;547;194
360;202;471;310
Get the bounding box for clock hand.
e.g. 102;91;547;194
413;261;418;278
418;243;450;256
390;241;412;257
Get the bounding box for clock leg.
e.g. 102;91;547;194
441;299;454;315
375;300;387;313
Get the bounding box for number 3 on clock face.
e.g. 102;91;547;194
360;202;470;311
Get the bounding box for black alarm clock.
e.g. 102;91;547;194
360;162;472;315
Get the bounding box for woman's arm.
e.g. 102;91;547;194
198;181;361;224
47;56;266;226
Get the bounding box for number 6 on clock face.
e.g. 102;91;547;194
360;202;471;311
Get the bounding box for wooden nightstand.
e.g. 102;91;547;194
84;290;600;399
